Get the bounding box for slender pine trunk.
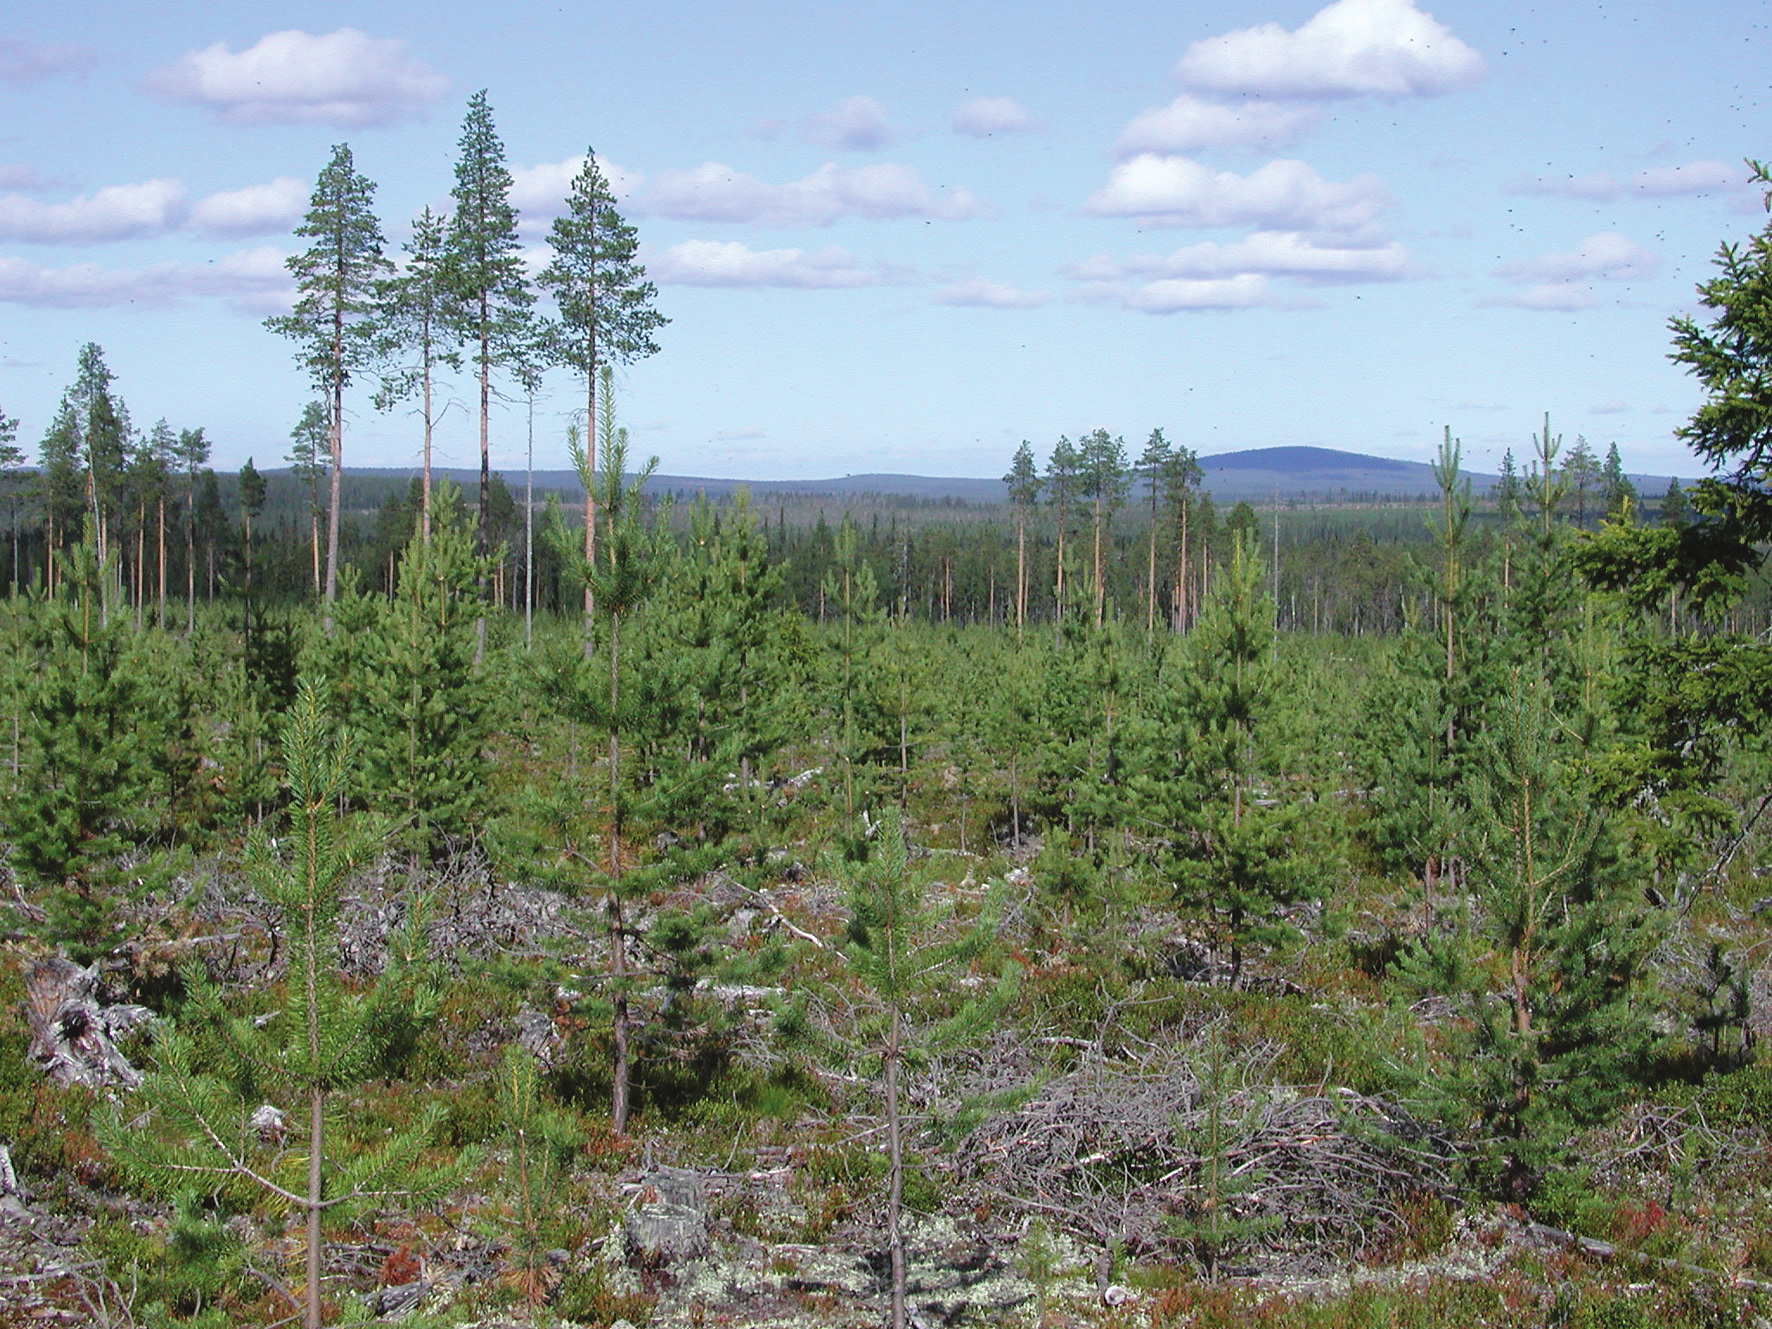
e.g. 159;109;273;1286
421;346;434;544
608;605;630;1132
582;358;597;657
885;1002;906;1329
324;385;342;634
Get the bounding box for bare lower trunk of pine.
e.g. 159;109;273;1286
1015;516;1026;632
885;1009;906;1329
306;1086;324;1329
1051;513;1067;646
609;892;631;1133
156;497;166;627
608;608;630;1133
1093;504;1105;629
1146;522;1158;637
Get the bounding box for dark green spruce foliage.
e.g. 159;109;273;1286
1668;158;1772;547
98;678;453;1329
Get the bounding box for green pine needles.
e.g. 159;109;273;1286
99;677;457;1329
781;804;1015;1329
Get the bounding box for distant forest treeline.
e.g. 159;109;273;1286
0;402;1757;641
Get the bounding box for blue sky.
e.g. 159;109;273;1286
1;1;1766;482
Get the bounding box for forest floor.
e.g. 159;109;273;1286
3;828;1772;1328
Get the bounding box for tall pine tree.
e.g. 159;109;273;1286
266;144;390;622
445;89;533;641
539;150;667;648
376;206;461;543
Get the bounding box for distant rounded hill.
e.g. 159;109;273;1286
640;447;1464;503
343;445;1678;507
1196;446;1445;500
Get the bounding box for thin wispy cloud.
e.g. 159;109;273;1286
0;164;53;192
1071;231;1416;285
1494;231;1658;284
1486;231;1658;311
1175;0;1485;100
1506;159;1745;200
641;162;984;227
1119;274;1274;313
804;95;895;150
953;96;1037;137
148;28;447;127
0;247;292;312
932;277;1050;308
0;37;94;84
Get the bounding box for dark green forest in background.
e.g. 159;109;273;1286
4;96;1772;1329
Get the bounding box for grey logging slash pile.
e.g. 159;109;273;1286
951;1026;1453;1268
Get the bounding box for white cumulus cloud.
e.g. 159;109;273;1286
0;178;187;244
1123;274;1274;313
932;277;1050;308
1176;0;1484;100
651;240;888;288
805;96;895;150
0;247;292;312
148;28;447;127
1114;95;1321;157
1086;155;1390;232
189;177;308;235
508;154;643;230
953;96;1037;137
641;162;983;227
